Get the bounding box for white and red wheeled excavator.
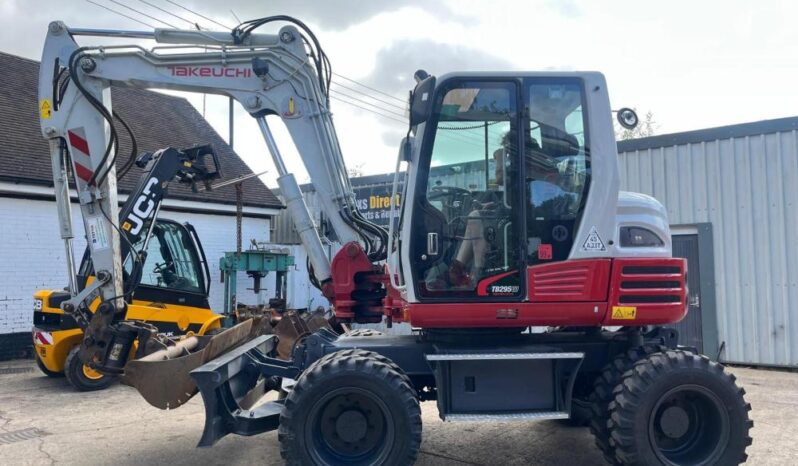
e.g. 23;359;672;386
38;16;752;466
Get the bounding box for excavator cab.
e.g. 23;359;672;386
407;75;593;301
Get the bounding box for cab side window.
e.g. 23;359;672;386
130;223;203;293
525;80;590;264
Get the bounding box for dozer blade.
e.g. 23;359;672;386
191;334;293;447
121;320;253;410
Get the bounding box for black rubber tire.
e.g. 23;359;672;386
302;348;416;398
278;349;422;466
344;328;384;337
64;346;114;392
589;344;665;464
607;350;753;465
35;355;64;377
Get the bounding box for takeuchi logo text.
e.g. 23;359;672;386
168;66;253;78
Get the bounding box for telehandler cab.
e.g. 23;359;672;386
38;15;752;465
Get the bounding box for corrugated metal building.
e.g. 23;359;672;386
617;117;798;367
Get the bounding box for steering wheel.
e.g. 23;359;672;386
153;261;175;275
428;185;476;237
428;185;471;199
428;185;473;211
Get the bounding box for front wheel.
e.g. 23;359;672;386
608;350;753;465
64;346;114;392
278;349;421;465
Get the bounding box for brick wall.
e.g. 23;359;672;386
0;196;271;338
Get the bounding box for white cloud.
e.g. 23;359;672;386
4;0;798;186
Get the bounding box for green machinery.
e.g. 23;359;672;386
219;249;295;325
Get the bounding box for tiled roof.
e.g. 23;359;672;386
0;51;282;209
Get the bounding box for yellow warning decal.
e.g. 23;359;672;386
40;99;53;119
122;221;132;231
612;306;637;320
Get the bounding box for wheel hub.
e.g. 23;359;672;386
310;388;391;463
659;406;690;439
336;410;368;443
82;364;104;380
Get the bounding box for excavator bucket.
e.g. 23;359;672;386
121;320;254;409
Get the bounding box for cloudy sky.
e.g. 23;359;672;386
2;0;797;186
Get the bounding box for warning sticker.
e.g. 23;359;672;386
538;244;553;260
40;99;53;119
612;306;637;320
581;226;606;252
87;217;109;251
33;330;54;346
281;96;302;119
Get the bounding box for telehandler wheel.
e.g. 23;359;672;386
64;346;114;392
35;355;64;377
278;349;422;466
607;350;753;466
588;344;665;464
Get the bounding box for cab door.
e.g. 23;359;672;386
409;79;525;302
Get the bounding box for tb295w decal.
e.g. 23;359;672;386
121;177;159;235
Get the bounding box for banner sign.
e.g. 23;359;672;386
353;184;402;227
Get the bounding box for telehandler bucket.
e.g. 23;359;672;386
121;320;254;409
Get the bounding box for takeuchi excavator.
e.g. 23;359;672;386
38;16;752;466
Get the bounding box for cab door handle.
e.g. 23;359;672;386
427;232;439;256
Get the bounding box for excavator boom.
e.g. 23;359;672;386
39;18;387;375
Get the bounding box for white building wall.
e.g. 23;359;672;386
0;197;271;334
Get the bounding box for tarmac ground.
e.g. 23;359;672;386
0;359;796;465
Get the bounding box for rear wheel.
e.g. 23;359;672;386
588;344;665;464
35;355;64;377
607;350;752;465
64;346;114;392
278;349;421;465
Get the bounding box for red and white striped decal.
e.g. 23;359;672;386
67;128;94;184
33;331;54;346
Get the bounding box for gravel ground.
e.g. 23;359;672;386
0;359;795;465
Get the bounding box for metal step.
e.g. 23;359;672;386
427;352;584;361
444;411;570;422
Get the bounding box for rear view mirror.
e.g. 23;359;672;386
409;71;436;127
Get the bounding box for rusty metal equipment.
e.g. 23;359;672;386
219;249;294;326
